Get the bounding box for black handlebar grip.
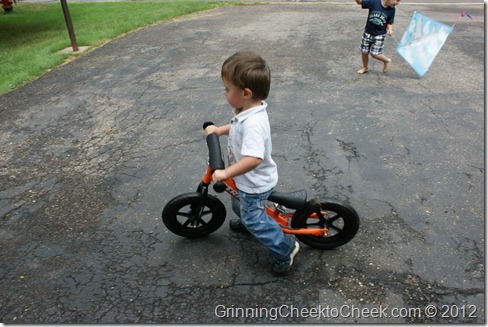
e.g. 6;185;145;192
205;131;226;193
203;121;214;130
206;133;224;172
213;182;226;193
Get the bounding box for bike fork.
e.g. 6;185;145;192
189;183;209;226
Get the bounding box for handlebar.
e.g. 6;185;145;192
203;122;226;193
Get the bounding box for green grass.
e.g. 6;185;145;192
0;1;226;95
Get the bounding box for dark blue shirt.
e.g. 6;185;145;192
362;0;395;35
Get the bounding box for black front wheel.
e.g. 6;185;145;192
291;199;359;249
162;192;226;238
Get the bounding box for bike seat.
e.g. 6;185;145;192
268;189;307;210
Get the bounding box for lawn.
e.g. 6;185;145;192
0;1;226;95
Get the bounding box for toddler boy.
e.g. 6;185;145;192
204;51;299;275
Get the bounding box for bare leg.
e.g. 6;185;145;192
357;52;369;74
372;53;392;73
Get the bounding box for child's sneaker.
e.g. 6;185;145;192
272;241;299;275
229;219;249;233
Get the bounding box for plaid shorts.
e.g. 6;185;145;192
359;32;386;55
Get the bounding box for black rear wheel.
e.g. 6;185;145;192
162;192;226;238
291;199;359;249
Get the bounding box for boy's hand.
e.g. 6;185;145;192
204;125;219;136
386;24;393;36
212;169;228;183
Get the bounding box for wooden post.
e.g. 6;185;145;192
60;0;79;52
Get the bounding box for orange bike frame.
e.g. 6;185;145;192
202;166;329;237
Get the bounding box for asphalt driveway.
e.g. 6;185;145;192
0;1;484;323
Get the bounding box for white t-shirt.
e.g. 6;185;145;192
228;101;278;194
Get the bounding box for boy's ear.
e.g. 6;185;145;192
243;87;253;98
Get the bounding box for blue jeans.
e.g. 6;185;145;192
232;189;295;260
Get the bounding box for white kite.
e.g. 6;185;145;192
396;11;454;77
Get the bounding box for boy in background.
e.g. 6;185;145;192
355;0;400;74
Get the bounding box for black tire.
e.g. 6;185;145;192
162;192;226;238
291;198;359;249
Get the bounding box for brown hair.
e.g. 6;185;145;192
221;51;271;100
